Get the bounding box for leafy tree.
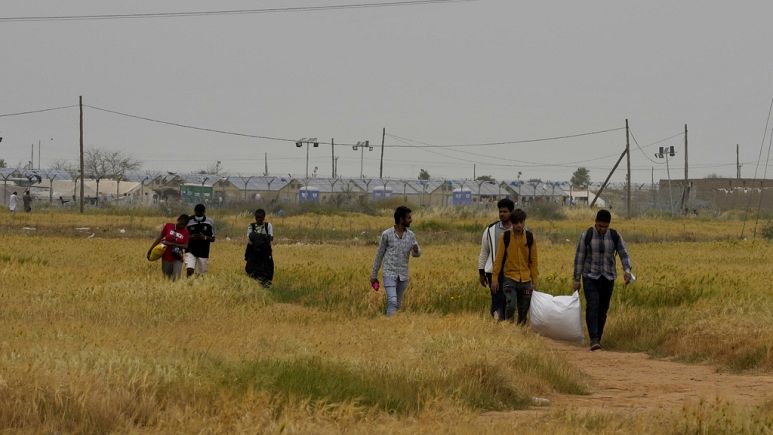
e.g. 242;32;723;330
571;167;590;189
476;175;495;182
418;169;431;180
0;159;6;168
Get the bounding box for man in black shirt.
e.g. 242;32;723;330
186;203;216;277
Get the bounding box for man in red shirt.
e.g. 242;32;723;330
147;214;190;281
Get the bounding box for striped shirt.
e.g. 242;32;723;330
371;227;421;281
573;227;632;282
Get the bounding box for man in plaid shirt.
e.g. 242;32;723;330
370;206;421;316
573;209;633;351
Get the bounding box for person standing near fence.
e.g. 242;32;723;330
370;206;421;316
478;198;514;320
490;209;538;324
8;191;18;214
572;209;633;351
185;204;216;277
22;190;32;213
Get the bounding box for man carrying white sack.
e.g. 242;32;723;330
572;209;633;351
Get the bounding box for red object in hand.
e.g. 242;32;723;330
372;280;380;291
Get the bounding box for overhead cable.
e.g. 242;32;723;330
385;126;625;148
0;0;477;23
0;104;77;118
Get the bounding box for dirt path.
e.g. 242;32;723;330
543;340;773;412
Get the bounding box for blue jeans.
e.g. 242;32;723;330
383;276;409;316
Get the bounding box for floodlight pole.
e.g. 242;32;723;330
79;96;84;213
654;147;676;215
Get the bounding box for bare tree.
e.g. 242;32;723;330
52;160;81;201
105;150;141;196
84;149;111;206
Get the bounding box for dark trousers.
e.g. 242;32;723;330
503;277;532;325
583;276;614;342
486;273;507;320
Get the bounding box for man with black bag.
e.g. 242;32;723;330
245;208;274;287
572;209;633;351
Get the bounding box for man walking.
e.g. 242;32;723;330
572;209;633;351
491;209;538;324
245;208;274;287
147;214;190;282
8;191;18;214
185;204;216;277
478;198;514;320
370;206;421;316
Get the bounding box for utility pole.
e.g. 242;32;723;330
626;119;631;217
379;127;385;179
264;152;268;176
736;144;740;179
683;123;689;213
38;140;41;169
473;164;476;180
651;166;655;210
331;138;335;178
30;144;34;170
79;96;84;213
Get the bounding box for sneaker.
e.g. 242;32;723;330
590;341;601;351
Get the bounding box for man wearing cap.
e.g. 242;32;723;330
185;204;216;277
572;209;633;351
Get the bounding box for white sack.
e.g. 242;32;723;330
529;290;584;344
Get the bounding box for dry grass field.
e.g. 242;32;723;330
1;208;772;433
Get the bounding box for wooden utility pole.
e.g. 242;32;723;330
473;164;476;180
79;96;84;213
736;144;740;179
591;148;628;208
331;138;335;178
379;127;385;179
264;152;268;176
626;119;631;217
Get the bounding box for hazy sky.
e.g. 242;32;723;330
1;0;772;184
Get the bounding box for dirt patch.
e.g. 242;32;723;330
545;340;773;412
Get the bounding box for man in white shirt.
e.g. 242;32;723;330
478;198;514;320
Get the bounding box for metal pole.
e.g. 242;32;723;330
379;128;385;179
666;153;674;215
331;138;335;178
79;96;84;213
360;146;365;178
305;142;309;178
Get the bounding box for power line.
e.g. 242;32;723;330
629;128;663;165
0;0;477;23
0;104;77;118
85;105;298;143
384;126;625;148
